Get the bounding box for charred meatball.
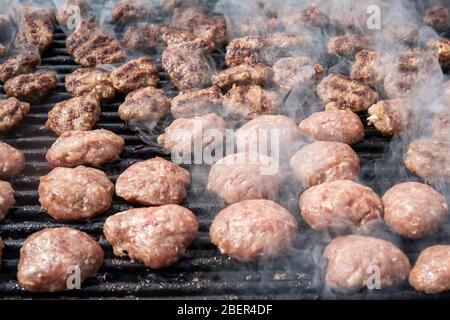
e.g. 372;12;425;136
0;97;30;133
104;205;198;269
0;141;25;179
327;35;373;57
290;141;360;189
111;0;152;23
210;199;298;262
323;235;410;291
17;227;103;292
4;71;57;104
423;3;450;32
273;56;323;91
0;51;40;84
427;38;450;71
367;99;412;136
115;157;190;206
161;26;215;53
46;129;124;168
171;86;222;119
46;93;101;135
299;110;364;145
65;68;115;101
111;57;159;94
212;63;273;89
123;23;160;53
38;166;114;221
0;180;14;221
350;50;386;85
15;11;54;53
382;182;448;240
225;36;266;67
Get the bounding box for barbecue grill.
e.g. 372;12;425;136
1;1;450;300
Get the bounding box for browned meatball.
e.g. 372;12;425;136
282;5;329;30
382;182;448;240
111;57;159;94
316;73;379;112
0;141;25;179
161;26;215;53
46;129;124;168
223;85;279;120
111;0;152;23
157;113;227;156
56;0;90;27
327;35;373;56
350;50;386;85
367;99;412;136
17;227;104;292
427;38;450;70
0;97;30;133
212;63;273;89
38;166;114;221
118;86;170;123
170;86;222;119
299;180;383;233
273;56;323;91
225;36;266;67
264;32;315;63
123;23;160;53
104;205;198;269
323;235;410;291
46;93;101;135
15;12;54;53
115;157;190;206
423;3;450;32
4;71;57;104
207;153;282;204
299;110;364;145
0;51;40;84
0;180;14;221
65;68;115;101
404;139;450;184
290;141;360;189
410;245;450;294
210;199;298;262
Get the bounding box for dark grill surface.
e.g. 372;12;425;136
1;21;450;300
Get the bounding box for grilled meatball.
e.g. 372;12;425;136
17;227;104;292
367;99;412;136
235;115;304;160
57;0;90;27
223;85;279;120
46;129;124;168
290;141;360;189
410;245;450;294
264;32;315;63
0;180;14;221
104;205;198;269
111;0;152;23
66;18;125;67
207;153;282;204
273;56;323;91
382;182;448;240
46;93;101;135
0;51;40;84
212;63;273;89
225;36;266;67
327;35;373;57
171;86;222;119
238;16;280;37
282;5;329;30
4;71;57;104
0;141;25;179
15;12;54;53
65;68;115;101
118;86;170;123
350;50;385;85
116;157;190;206
323;235;410;291
299;110;364;145
158;113;227;156
123;23;160;53
404;139;450;184
427;38;450;70
423;3;450;32
161;26;215;53
39;166;114;221
210;199;298;262
316;73;379;112
111;57;159;94
0;97;30;133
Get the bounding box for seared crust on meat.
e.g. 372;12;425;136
212;63;273;89
273;56;323;91
367;99;412;136
65;68;115;101
0;97;30;133
423;3;450;32
111;0;152;23
350;50;385;85
171;86;223;118
123;23;160;53
111;57;159;93
427;38;450;70
15;13;54;53
225;36;266;67
0;141;26;178
4;71;57;103
327;35;373;56
0;51;40;84
0;180;14;221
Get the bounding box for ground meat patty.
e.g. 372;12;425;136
115;157;190;206
111;0;152;23
0;97;30;133
367;99;412;136
223;85;279;120
409;245;450;294
290;141;360;189
299;180;383;233
157;113;227;157
316;73;379;112
17;227;103;292
170;86;222;118
207;153;282;204
38;166;114;221
118;86;170;123
427;38;450;70
46;129;124;168
0;51;40;84
327;35;373;56
273;56;323;91
210;199;298;262
0;180;14;221
382;182;448;240
0;141;25;179
110;57;159;94
212;63;273;89
65;68;115;101
225;36;266;67
423;3;450;32
299;110;364;145
323;235;410;291
15;14;54;53
104;205;198;269
350;50;385;85
4;71;57;104
46;93;101;135
404;139;450;184
123;23;160;53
